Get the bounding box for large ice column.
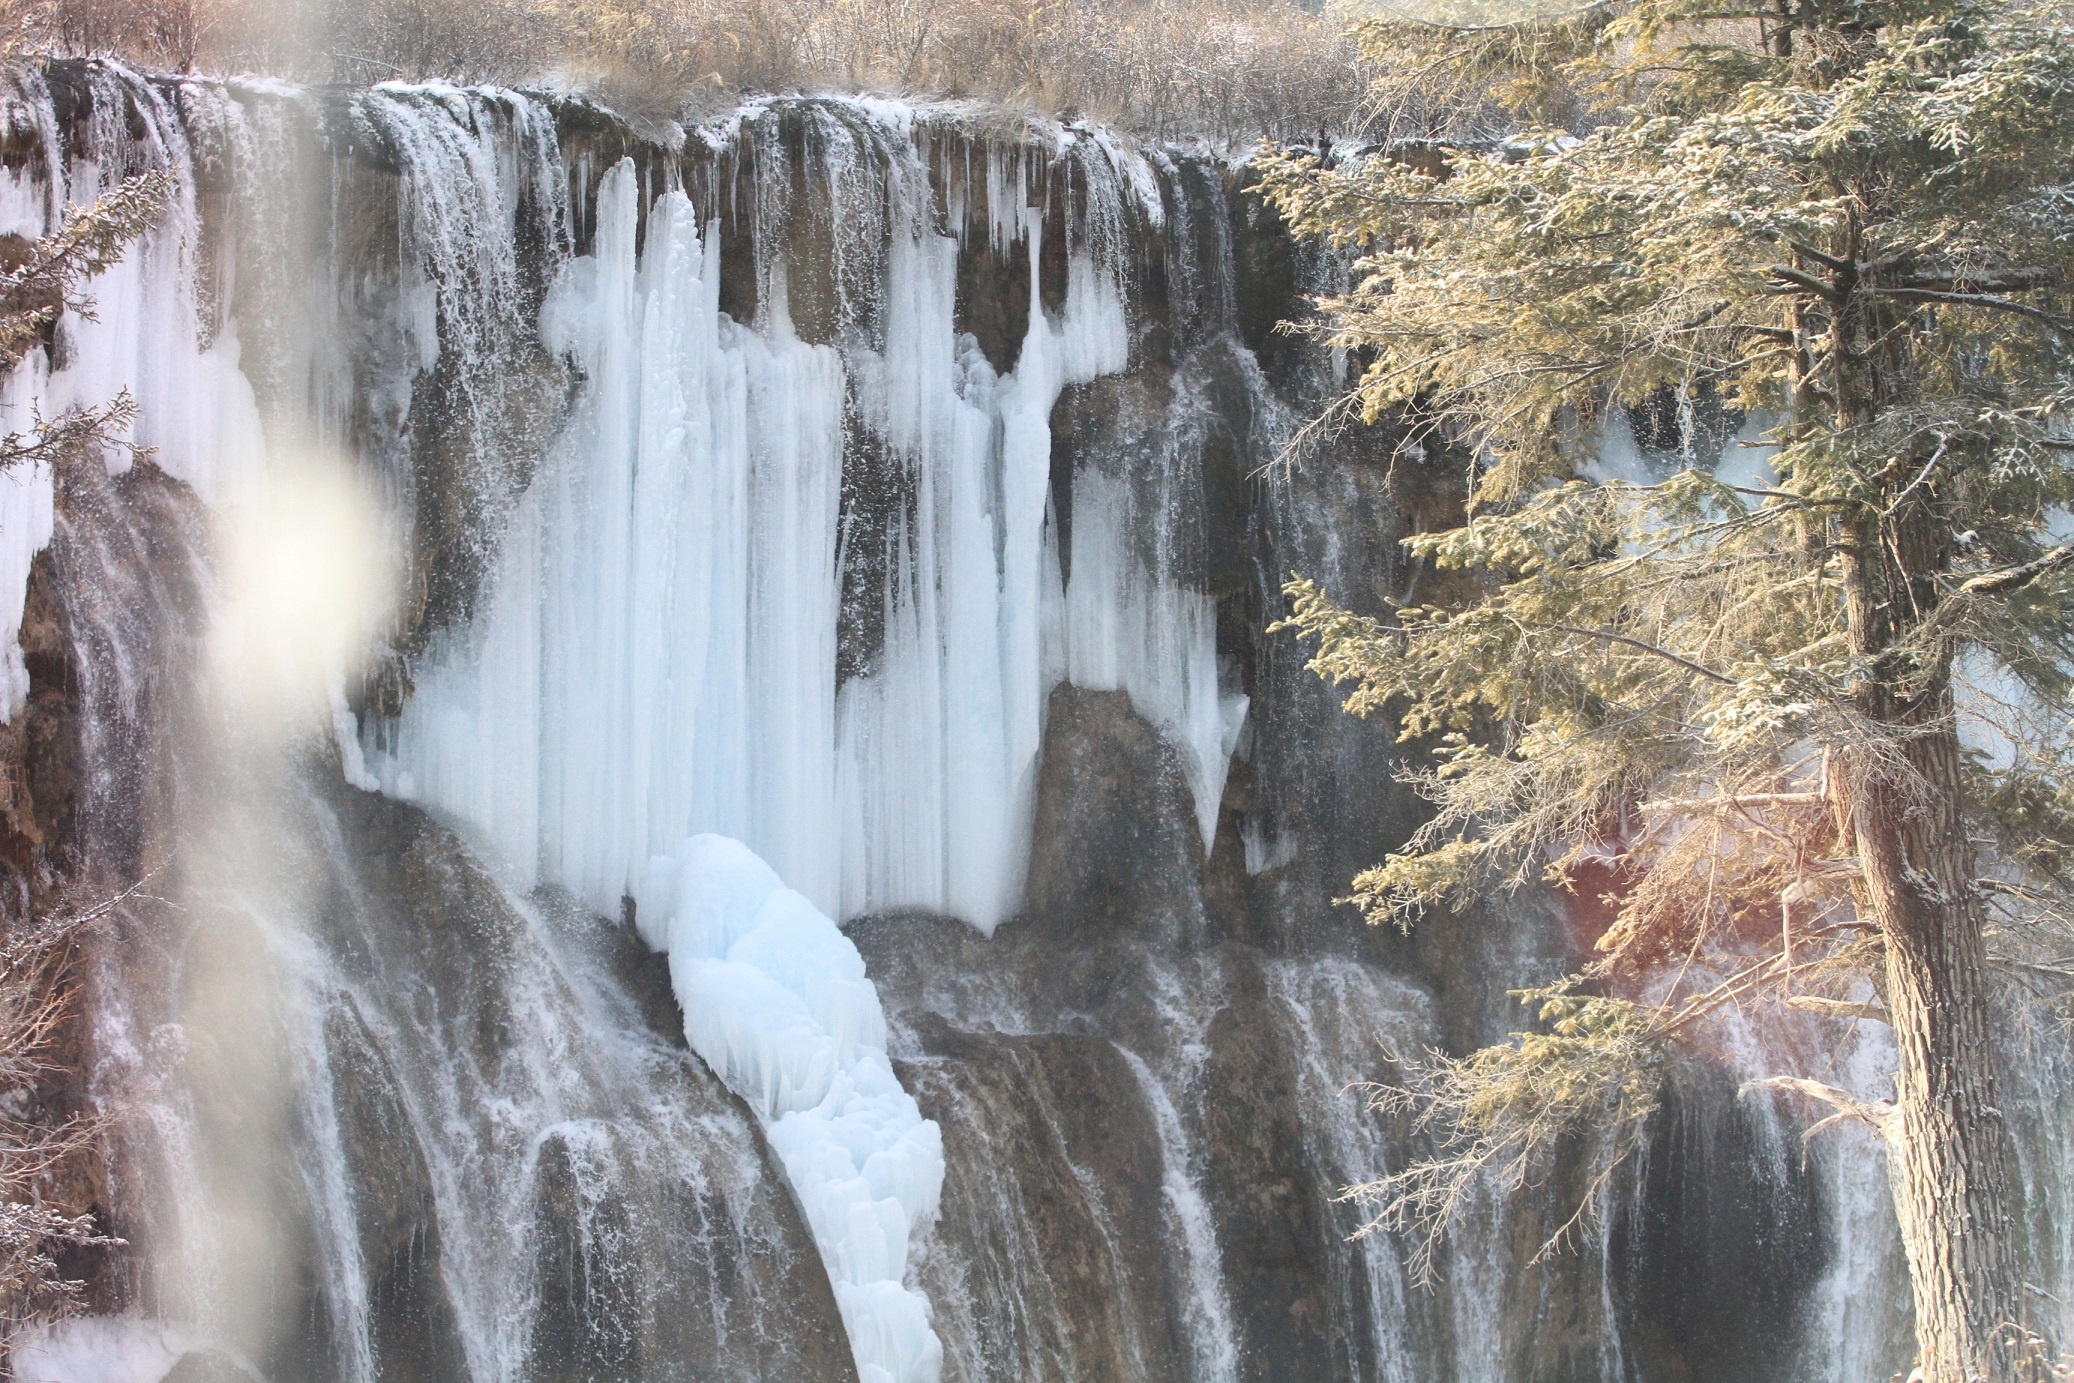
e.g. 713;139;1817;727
1058;463;1248;849
831;162;1063;933
1055;336;1258;850
833;125;1154;932
0;355;54;720
376;161;845;906
64;77;269;512
376;109;1247;935
637;834;945;1383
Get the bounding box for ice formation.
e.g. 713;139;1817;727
0;375;54;718
368;110;1249;934
348;114;1240;1383
0;65;269;721
0;79;1077;1383
637;834;945;1383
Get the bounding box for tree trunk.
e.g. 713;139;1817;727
1827;267;2029;1380
1852;716;2025;1383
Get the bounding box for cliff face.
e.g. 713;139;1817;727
1;356;855;1383
0;59;1938;1383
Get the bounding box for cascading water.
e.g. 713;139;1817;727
0;54;2065;1383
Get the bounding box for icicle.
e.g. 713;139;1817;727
376;104;1247;933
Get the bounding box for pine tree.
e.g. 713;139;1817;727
1260;2;2074;1377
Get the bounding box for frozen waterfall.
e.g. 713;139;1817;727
363;119;1248;935
0;57;2055;1383
0;63;268;719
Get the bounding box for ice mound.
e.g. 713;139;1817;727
639;834;945;1383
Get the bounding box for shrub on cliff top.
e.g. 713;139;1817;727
0;0;1369;143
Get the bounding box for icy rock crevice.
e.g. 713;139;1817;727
638;834;946;1383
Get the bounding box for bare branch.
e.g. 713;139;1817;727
1786;994;1891;1024
1539;623;1737;685
1767;264;1843;303
1872;287;2074;333
1786;240;1852;275
1895;268;2059;294
1741;1076;1895;1139
1642;791;1828;812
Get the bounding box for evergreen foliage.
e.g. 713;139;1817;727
1262;1;2074;1377
0;170;169;478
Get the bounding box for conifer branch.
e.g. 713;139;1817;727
1539;623;1736;684
1872;287;2074;333
1960;545;2074;596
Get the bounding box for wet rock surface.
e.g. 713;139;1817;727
298;782;862;1383
898;1028;1189;1383
7;435;853;1375
325;997;470;1383
0;456;213;1317
855;679;1428;1383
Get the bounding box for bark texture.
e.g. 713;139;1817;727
1832;262;2027;1381
1855;724;2024;1383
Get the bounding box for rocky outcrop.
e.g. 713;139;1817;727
0;432;855;1375
0;454;211;1322
260;779;861;1383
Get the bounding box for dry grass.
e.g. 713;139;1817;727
1;0;1371;143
